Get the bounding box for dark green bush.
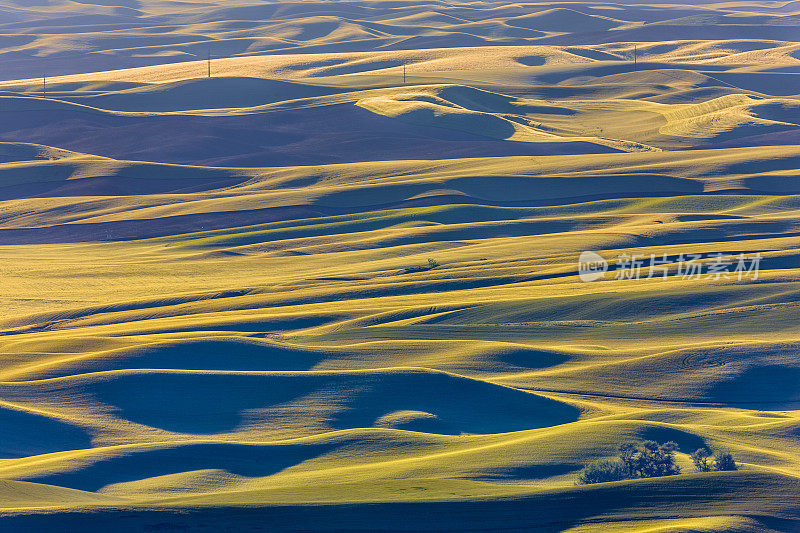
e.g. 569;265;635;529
713;452;738;471
577;459;627;484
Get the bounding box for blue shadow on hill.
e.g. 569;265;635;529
80;369;581;435
0;407;93;458
35;338;328;378
24;441;339;492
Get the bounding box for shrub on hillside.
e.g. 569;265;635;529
692;448;738;472
577;458;627;484
713;452;738;471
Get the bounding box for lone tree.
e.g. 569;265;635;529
691;448;712;472
714;452;738;471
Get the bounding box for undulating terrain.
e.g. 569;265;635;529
0;0;799;531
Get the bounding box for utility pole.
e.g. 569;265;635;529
42;75;46;98
207;50;211;78
403;63;406;85
633;44;637;72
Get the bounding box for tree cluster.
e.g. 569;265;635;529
690;448;738;472
578;440;737;485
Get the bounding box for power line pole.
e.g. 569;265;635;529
207;50;211;78
43;75;46;98
633;44;637;72
403;63;406;85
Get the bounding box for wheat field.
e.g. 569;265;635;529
0;0;799;531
